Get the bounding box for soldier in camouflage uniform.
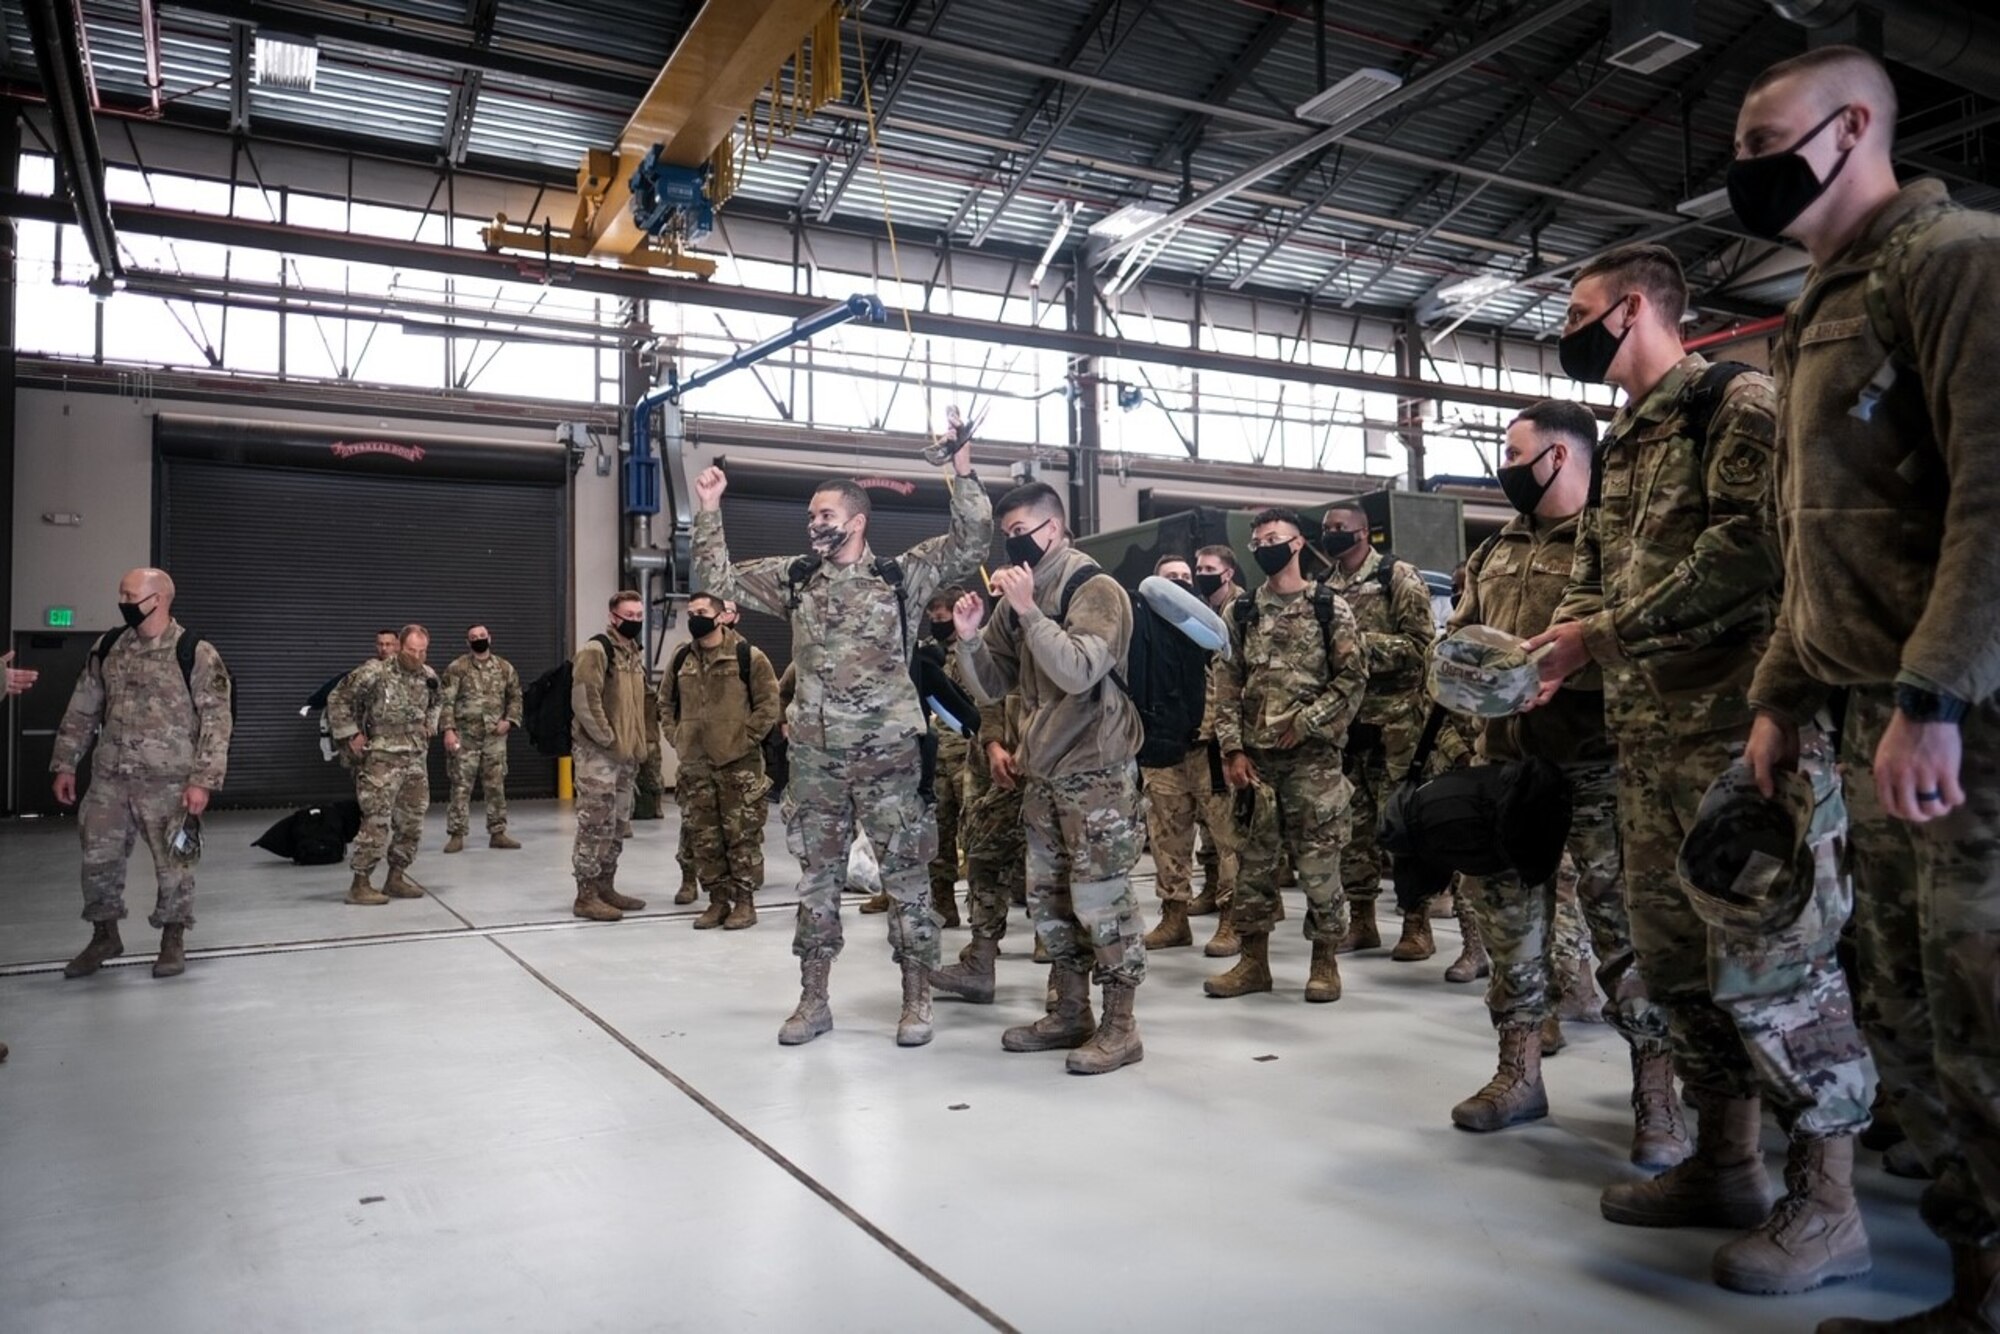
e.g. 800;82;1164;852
1138;554;1216;953
52;567;232;980
1208;509;1370;1004
1320;500;1443;962
1191;544;1246;958
922;588;972;929
693;443;990;1049
1443;400;1686;1172
1729;48;2000;1326
930;664;1027;1004
569;592;651;922
955;482;1146;1074
440;623;524;853
328;624;442;906
634;681;667;825
1530;242;1875;1295
662;590;780;931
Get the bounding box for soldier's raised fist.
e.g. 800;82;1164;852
694;466;728;511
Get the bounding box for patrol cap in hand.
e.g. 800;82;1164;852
1139;575;1229;652
1428;625;1544;717
1677;759;1819;934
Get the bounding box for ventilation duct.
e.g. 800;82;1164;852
1773;1;2000;104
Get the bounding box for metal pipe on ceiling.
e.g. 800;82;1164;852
19;0;123;290
1773;1;2000;104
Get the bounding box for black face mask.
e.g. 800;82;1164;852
927;618;955;644
1726;105;1852;241
1558;298;1634;385
469;637;491;654
1320;529;1360;560
615;617;643;641
1005;519;1053;570
1496;443;1559;516
1194;572;1226;600
1253;542;1296;578
685;615;717;640
117;597;153;630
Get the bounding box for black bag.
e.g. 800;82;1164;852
253;800;362;865
1051;564;1210;769
1375;706;1573;912
522;633;614;757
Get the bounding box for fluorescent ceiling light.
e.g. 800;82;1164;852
1295;68;1403;127
1677;185;1733;220
1031;203;1075;290
1436;273;1513;306
255;32;320;91
1088;200;1168;242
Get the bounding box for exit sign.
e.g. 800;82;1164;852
46;606;74;628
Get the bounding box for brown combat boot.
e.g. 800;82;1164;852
723;890;758;930
597;876;646;913
1068;979;1142;1074
673;880;699;905
346;873;389;907
1305;939;1342;1003
1541;1014;1567;1056
859;891;891;914
1032;934;1050;964
1204;913;1241;958
1204;931;1273;998
489;830;521;850
64;921;125;978
1714;1134;1871;1295
1631;1047;1692;1173
443;834;466;854
152;925;187;979
1337;899;1381;954
1143;900;1193;950
933;884;961;929
693;889;729;929
1558;953;1608;1023
1189;888;1219;916
572;878;623;922
383;867;426;899
1816;1243;2000;1334
897;959;934;1047
1444;906;1489;983
1452;1023;1548;1132
778;956;834;1046
931;937;1000;1004
1002;968;1096;1051
1390;910;1435;961
1601;1090;1775;1228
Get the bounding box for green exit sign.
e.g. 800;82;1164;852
46;606;74;628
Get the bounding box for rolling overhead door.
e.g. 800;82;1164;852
155;416;568;809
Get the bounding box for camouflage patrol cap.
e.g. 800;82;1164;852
1677;759;1824;934
1428;625;1541;717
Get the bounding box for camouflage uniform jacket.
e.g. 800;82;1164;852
1195;586;1243;744
663;627;781;767
52;620;232;789
1553;353;1781;740
960;543;1142;779
1449;511;1614;766
1214;582;1368;756
327;657;441;755
1326;548;1435;734
692;472;992;753
1751;180;2000;718
439;652;522;735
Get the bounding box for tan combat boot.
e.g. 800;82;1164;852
597;876;646;913
1452;1022;1548;1132
1143;900;1193;950
1390;910;1435;961
933;884;961;929
778;956;834;1046
723;890;758;930
931;937;1000;1004
1444;905;1489;983
1558;953;1609;1023
1305;939;1342;1003
1337;899;1380;954
1631;1047;1691;1172
859;891;891;914
693;888;729;929
383;867;426;899
1601;1090;1775;1228
1714;1134;1871;1295
489;830;521;850
1189;888;1219;917
1204;931;1273;998
1541;1014;1567;1056
673;880;699;906
152;925;187;979
1816;1243;2000;1334
1067;979;1142;1074
63;921;124;978
572;878;623;922
1204;913;1241;958
1032;934;1050;964
897;959;934;1047
346;873;389;907
1002;968;1096;1051
443;834;466;854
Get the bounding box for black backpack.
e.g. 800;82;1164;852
1049;563;1211;769
1230;579;1345;673
523;633;614;757
91;625;238;728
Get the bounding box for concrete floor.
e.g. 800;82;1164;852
0;800;1951;1333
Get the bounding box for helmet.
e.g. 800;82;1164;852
1677;758;1837;933
167;812;203;868
1428;625;1541;717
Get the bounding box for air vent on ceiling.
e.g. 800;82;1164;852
1607;0;1701;76
1295;68;1403;126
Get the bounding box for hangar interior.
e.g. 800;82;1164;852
3;0;1997;1329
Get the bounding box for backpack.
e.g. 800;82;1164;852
92;625;238;727
523;633;614;757
666;638;752;721
1049;562;1211;769
1230;580;1343;674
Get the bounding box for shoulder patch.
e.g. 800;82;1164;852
1716;440;1768;490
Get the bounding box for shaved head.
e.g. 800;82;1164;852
1738;45;1898;158
120;567;174;602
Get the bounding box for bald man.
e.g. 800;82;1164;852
51;568;234;979
1734;45;2000;1328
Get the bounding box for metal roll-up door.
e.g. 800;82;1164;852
156;423;567;809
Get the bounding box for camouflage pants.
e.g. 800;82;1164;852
1022;762;1146;985
446;730;509;836
1462;763;1667;1048
1618;728;1873;1138
1550;853;1597;1007
1845;687;2000;1245
678;753;769;905
1231;740;1353;943
961;748;1025;942
788;736;940;968
1142;748;1209;904
1195;759;1240;911
676;820;697;893
1340;732;1393;902
78;774;195;928
352;750;429;875
571;738;637;882
929;748;967;899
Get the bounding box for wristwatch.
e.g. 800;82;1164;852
1895;683;1969;725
